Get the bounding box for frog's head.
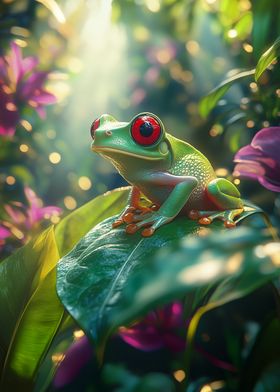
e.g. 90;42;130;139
90;113;171;165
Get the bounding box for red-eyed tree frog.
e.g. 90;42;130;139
90;113;244;237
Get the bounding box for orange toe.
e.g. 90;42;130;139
199;217;211;225
123;212;134;223
142;227;155;237
112;220;123;228
225;220;236;228
126;224;138;234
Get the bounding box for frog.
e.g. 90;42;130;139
90;112;244;237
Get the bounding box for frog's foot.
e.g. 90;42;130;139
112;205;159;228
189;208;244;228
112;207;136;228
122;205;159;224
126;212;173;237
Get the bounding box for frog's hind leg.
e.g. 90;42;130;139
189;178;244;228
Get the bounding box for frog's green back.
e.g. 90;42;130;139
167;134;215;177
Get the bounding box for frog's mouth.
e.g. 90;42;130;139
92;145;163;160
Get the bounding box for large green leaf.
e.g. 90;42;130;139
255;36;280;81
107;228;279;333
56;201;265;356
199;69;255;118
0;187;129;390
56;215;206;355
0;227;63;391
55;187;129;256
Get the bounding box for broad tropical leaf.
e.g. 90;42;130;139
56;215;206;356
107;228;279;333
0;227;62;391
0;187;129;390
55;187;129;256
56;201;264;356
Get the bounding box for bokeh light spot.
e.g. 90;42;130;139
19;144;29;153
185;40;200;56
64;196;77;210
243;43;253;53
78;176;92;190
6;176;16;185
49;152;61;164
173;369;186;382
228;29;238;39
215;168;228;177
73;330;85;339
145;0;160;12
46;129;56;139
6;102;17;111
20;119;32;132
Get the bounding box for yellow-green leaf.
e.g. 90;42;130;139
255;36;280;81
0;227;62;391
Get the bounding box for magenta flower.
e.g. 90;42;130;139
0;225;11;240
119;302;186;352
53;303;185;388
2;186;62;243
0;42;56;136
54;336;93;389
233;127;280;192
0;225;11;251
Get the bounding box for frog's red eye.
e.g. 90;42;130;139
131;115;161;146
90;118;100;139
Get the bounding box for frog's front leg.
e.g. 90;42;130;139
189;178;244;228
126;173;198;237
112;186;156;228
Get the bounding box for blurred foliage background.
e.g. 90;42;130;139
0;0;279;255
1;2;280;391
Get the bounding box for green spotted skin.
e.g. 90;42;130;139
167;135;216;211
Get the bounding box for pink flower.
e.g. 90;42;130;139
0;42;56;136
0;224;11;251
2;186;62;243
233;127;280;192
119;302;186;352
0;225;11;240
53;303;185;388
53;336;93;389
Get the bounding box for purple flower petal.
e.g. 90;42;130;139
21;56;39;77
119;302;185;352
251;127;280;161
10;42;22;84
233;127;280;192
0;42;56;135
0;87;19;136
24;187;62;225
54;336;93;388
20;71;48;100
119;325;165;351
28;206;62;224
4;205;26;225
31;90;56;105
0;225;11;240
35;106;46;119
